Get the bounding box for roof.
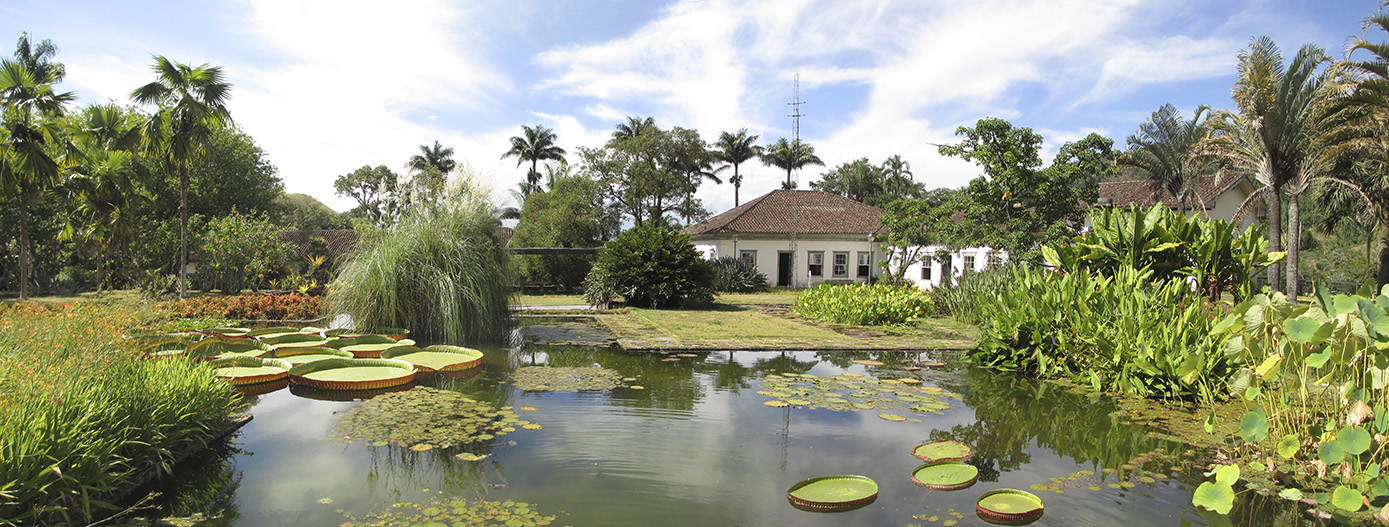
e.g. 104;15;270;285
1096;175;1244;209
282;229;360;255
684;190;885;236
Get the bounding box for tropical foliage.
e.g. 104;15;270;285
579;122;715;226
709;256;768;293
713;128;762;207
793;283;930;326
502;125;565;195
1119;103;1214;214
511;174;619;289
760;137;823;189
583;225;713;308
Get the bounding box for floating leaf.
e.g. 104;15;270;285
317;497;334;504
1338;426;1372;456
1239;408;1268;444
1278;488;1303;501
454;452;490;461
1276;434;1300;459
1318;440;1346;465
1332;486;1364;512
1215;465;1240;486
878;413;907;422
1192;481;1235;514
764;400;789;407
330;387;537;448
1204;412;1216;434
513;366;624;391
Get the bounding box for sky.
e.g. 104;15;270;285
4;0;1383;214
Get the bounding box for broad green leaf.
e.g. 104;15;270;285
1178;352;1204;385
1373;477;1389;498
1319;440;1346;464
1306;347;1334;369
1315;280;1335;316
1378;406;1389;434
1276;434;1300;459
1223;336;1247;360
1211;313;1242;334
1368;462;1382;479
1239;408;1267;444
1204;412;1217;434
1243;306;1265;330
1215;464;1241;486
1372;367;1389;391
1284;316;1332;345
1331;486;1364;512
1359;299;1389;339
1334;295;1360;317
1244;385;1261;401
1339;427;1372;456
1228;369;1254;395
1254;353;1282;380
1192;481;1235;514
1278;488;1304;501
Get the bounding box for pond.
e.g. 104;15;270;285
143;322;1322;527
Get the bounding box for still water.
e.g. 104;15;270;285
146;325;1319;526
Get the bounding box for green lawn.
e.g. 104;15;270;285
512;294;587;306
714;291;800;305
598;306;977;351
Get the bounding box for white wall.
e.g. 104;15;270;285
695;236;885;288
892;245;1008;290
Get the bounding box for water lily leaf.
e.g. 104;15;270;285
764;400;788;407
1244;385;1261;401
1306;347;1334;369
1319;440;1346;465
1359;299;1389;340
1192;481;1234;514
1338;427;1372;455
1239;408;1268;444
513;366;623;391
1278;488;1303;501
1215;464;1240;486
1276;434;1300;459
1332;486;1364;512
878;413;907;421
455;452;490;461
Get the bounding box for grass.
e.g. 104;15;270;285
714;291;800;305
599;306;976;351
513;294;586;306
0;296;239;526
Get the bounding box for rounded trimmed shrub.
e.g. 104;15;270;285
584;226;714;308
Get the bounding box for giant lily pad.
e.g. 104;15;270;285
247;326;307;340
271;346;353;366
288;358;416;390
189;337;274;360
381;344;484;372
912;440;973;462
976;489;1044;525
260;333;329;349
201;326;251;337
233;378;289;397
361;326;409;340
912;461;979;490
208;356;292;385
138;337;191;358
326;335;414;358
513;366;624;391
787;475;879;512
329;386;536;447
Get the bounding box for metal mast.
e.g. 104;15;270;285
787;73;804;142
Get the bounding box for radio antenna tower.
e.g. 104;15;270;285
787;74;804;142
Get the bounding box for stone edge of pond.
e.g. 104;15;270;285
98;413;254;522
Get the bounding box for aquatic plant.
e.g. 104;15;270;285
793;283;930;326
328;174;513;344
329;387;536;448
755;372;955;416
339;496;564;526
512;366;624;391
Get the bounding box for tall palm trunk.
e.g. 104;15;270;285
18;189;32;299
1286;194;1300;301
1266;187;1282;294
734;166;741;207
179;162;189;298
1377;215;1389;290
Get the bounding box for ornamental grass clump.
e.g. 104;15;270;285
793;283;931;326
0;298;238;525
328;175;513;345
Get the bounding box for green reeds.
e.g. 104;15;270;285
0;298;238;526
328;175;514;345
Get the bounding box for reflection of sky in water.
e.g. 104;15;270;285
161;346;1254;526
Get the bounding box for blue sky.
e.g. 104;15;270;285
4;0;1383;213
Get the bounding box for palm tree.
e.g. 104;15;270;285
59;103;150;287
0;34;74;299
502;124;565;195
131;56;232;298
1200;37;1331;301
880;154;916;199
611;116;657;141
1120;103;1214;215
760;137;823;189
714;129;762;206
409;140;456;175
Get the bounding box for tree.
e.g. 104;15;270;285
879;188;961;280
131;56;233;298
713;129;762;206
585;225;714;308
180;125;281;217
937;118;1110;261
880;155;918;199
812;156;925;206
502;125;565;195
270;193;349;231
333;165;401;227
0;33;74;298
1200;37;1332;301
612;116;657;141
580;123;710;227
58;103;151;287
1120;103;1214;214
511;174;620;288
406;140;455;204
760;137;823;188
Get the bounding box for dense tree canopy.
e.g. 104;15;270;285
580;122;713;227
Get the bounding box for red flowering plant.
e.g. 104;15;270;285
169;294;325;322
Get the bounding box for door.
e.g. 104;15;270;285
777;252;792;287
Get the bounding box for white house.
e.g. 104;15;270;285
684;190;886;288
1093;176;1264;230
897;245;1009;290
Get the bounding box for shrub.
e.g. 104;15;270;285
328;177;513;344
969;265;1226;400
793;283;930;326
932;266;1016;324
199;211;296;293
0;299;238;525
169;293;325;321
584;226;714;308
710;256;768;293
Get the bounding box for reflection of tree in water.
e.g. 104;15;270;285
707;352;753;394
931;366;1188;482
752;352;817;376
364;445;506;503
132;440;244;524
507;344;707;412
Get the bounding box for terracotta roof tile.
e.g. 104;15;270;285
684;190;885;236
1096;176;1243;209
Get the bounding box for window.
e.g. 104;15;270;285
857;252;871;277
963;254;976;274
808;251;824;276
921;262;932;280
987;251;1002;269
740;250;757;265
833;252;849;278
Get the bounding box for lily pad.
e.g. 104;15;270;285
247;326;306;339
330;386;537;448
787;475;879;512
288;358;416;390
756;372;954;416
189;337;274;360
976;489;1044;525
381;344;484;372
260;333;329;350
912;440;973;462
341;496;558;526
513;366;624;391
326;335;413;358
208;356;292;385
270;347;353;366
911;462;979;490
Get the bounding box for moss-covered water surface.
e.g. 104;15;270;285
136;326;1334;526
